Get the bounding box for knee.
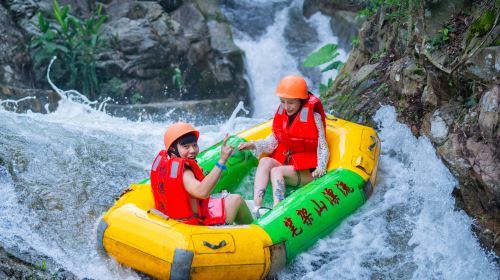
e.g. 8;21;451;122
258;157;274;169
227;194;243;206
270;167;284;179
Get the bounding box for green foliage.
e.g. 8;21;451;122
35;259;47;271
172;66;183;90
214;10;226;22
101;77;124;99
303;44;343;71
303;43;344;96
319;77;334;96
466;7;497;45
376;82;389;94
357;0;384;18
31;0;107;100
351;36;360;48
465;94;478;108
130;92;143;104
357;0;412;21
428;26;453;49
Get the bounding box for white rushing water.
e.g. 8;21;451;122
0;0;498;279
227;0;347;118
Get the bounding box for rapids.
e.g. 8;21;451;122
0;0;497;279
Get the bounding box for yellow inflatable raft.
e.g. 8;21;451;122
97;116;380;279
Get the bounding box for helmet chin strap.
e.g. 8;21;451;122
168;146;180;157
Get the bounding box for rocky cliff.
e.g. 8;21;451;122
0;0;251;122
312;0;499;256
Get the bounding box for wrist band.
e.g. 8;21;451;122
215;162;227;170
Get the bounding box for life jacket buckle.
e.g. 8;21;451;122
283;150;292;164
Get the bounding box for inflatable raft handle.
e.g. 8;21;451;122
203;240;226;249
147;208;170;220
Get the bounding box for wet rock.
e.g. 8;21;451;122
465;138;500;200
422;70;453;108
104;97;242;124
351;63;379;87
0;86;60;113
0;245;79;280
421;85;438;108
388;57;425;98
476;228;500;254
464;46;500;82
221;0;289;39
284;3;319;71
478;85;499;140
0;5;32;88
302;0;362;51
423;0;468;35
207;20;239;55
429;110;449;145
303;0;364;15
171;3;207;42
158;0;184;12
329;10;362;51
436;134;470;179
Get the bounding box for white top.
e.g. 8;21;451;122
251;112;329;172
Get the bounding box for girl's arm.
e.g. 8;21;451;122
238;133;278;158
312;112;329;178
184;136;234;198
252;134;278;157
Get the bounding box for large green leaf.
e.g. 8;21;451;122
53;0;67;32
322;61;344;72
303;43;339;67
43;42;69;53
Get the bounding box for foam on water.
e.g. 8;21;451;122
0;98;260;279
0;60;258;278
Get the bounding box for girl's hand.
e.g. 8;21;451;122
238;142;255;151
219;135;234;163
312;168;326;179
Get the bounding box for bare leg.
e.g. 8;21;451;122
253;157;282;207
270;166;314;206
224;194;253;224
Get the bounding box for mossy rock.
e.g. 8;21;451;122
465;7;497;46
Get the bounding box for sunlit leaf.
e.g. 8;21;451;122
303;43;339;67
322;61;344;72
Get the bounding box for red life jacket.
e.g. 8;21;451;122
271;93;326;170
150;150;209;225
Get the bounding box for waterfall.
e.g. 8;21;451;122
0;0;497;279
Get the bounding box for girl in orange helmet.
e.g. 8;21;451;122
150;122;253;225
238;75;329;217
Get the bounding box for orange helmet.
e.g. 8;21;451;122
163;122;200;150
275;75;308;99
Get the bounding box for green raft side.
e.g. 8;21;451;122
196;136;258;193
253;168;367;262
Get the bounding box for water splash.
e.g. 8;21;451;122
46;56;97;107
0;96;37;107
222;101;250;132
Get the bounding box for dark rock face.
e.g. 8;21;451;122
0;4;33;89
0;0;251;119
303;0;363;50
324;0;500;256
0;86;60;114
